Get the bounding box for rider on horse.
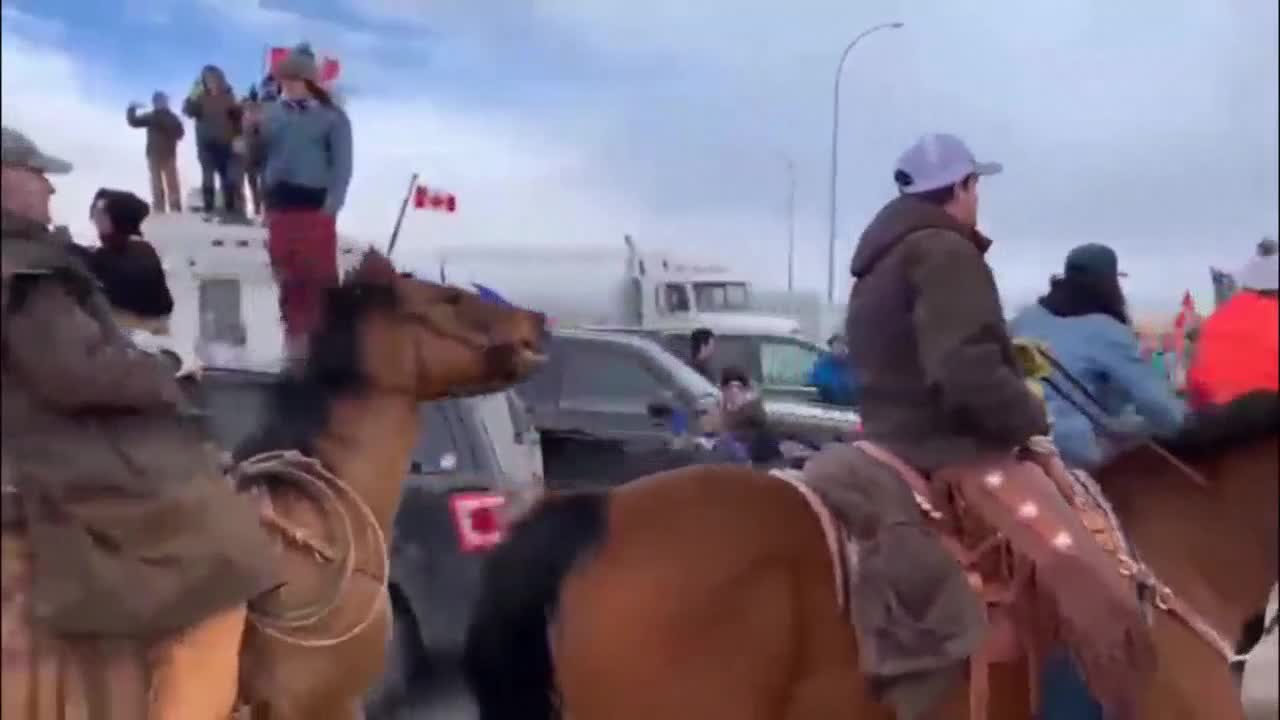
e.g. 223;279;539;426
2;126;274;715
1010;243;1187;471
840;133;1153;718
1187;238;1279;409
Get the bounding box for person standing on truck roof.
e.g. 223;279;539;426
245;42;353;364
126;92;184;213
183;65;241;217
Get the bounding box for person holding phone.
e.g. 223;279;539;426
182;65;241;217
126;92;184;213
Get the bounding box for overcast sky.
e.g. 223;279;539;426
2;0;1276;316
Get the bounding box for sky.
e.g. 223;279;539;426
1;0;1276;317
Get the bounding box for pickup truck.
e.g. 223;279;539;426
515;328;860;489
596;326;847;406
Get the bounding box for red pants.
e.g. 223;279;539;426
266;209;338;347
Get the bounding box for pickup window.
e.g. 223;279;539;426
760;339;821;387
561;341;664;410
409;404;469;475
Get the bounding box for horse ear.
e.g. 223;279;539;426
348;250;399;286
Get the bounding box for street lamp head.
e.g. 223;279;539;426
889;22;905;29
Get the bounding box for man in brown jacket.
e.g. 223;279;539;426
1;126;273;717
840;133;1152;718
127;91;185;213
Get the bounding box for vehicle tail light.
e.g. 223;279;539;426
448;491;507;553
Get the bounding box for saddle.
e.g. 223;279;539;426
782;439;1138;719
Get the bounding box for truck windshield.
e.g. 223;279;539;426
693;282;750;312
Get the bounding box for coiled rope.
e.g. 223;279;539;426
231;450;389;648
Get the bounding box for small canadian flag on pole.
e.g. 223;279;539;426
413;184;457;213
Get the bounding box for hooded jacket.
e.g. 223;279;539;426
1;210;273;636
86;189;174;319
182;65;240;145
844;195;1047;472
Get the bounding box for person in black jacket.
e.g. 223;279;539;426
87;188;174;333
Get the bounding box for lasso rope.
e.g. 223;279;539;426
231;450;389;648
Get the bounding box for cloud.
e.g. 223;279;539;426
3;0;1276;319
0;15;689;273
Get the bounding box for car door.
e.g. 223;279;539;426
191;370;273;450
409;402;479;479
466;391;544;511
556;339;673;445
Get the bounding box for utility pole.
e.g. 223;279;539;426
785;158;797;292
387;172;419;258
825;21;904;303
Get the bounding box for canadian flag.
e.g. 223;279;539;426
413;184;457;213
267;46;341;85
1173;291;1199;333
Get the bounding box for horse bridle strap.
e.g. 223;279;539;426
1120;557;1246;664
398;297;497;354
1037;350;1208;487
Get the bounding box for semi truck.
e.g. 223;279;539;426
428;235;803;336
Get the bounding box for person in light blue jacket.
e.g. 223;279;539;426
1011;243;1186;720
1011;243;1185;470
245;42;353;361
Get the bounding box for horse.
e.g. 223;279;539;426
1;249;548;720
464;391;1279;719
226;250;548;720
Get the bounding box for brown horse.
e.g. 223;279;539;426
464;391;1278;719
1;250;548;720
226;251;548;719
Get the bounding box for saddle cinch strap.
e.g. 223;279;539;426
853;440;1042;720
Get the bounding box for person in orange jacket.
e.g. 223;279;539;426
1186;240;1279;408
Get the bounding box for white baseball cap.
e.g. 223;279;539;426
894;133;1001;194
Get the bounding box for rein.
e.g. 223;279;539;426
400;299;492;354
1033;350;1250;665
232;450;389;648
1037;349;1208;487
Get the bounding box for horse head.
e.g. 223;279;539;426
315;249;548;402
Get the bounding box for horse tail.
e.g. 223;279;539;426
463;491;609;720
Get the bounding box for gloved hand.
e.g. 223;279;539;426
1012;337;1054;380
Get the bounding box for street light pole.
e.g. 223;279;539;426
825;21;904;304
784;157;796;292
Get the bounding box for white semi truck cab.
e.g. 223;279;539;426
435;235;803;336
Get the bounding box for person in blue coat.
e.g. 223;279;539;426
807;333;860;407
1011;244;1185;470
1010;243;1186;720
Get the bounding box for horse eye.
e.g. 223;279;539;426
444;290;463;306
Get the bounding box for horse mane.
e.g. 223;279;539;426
232;276;399;461
1159;390;1280;461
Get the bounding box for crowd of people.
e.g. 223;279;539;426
120;43;354;363
2;43;1276;715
